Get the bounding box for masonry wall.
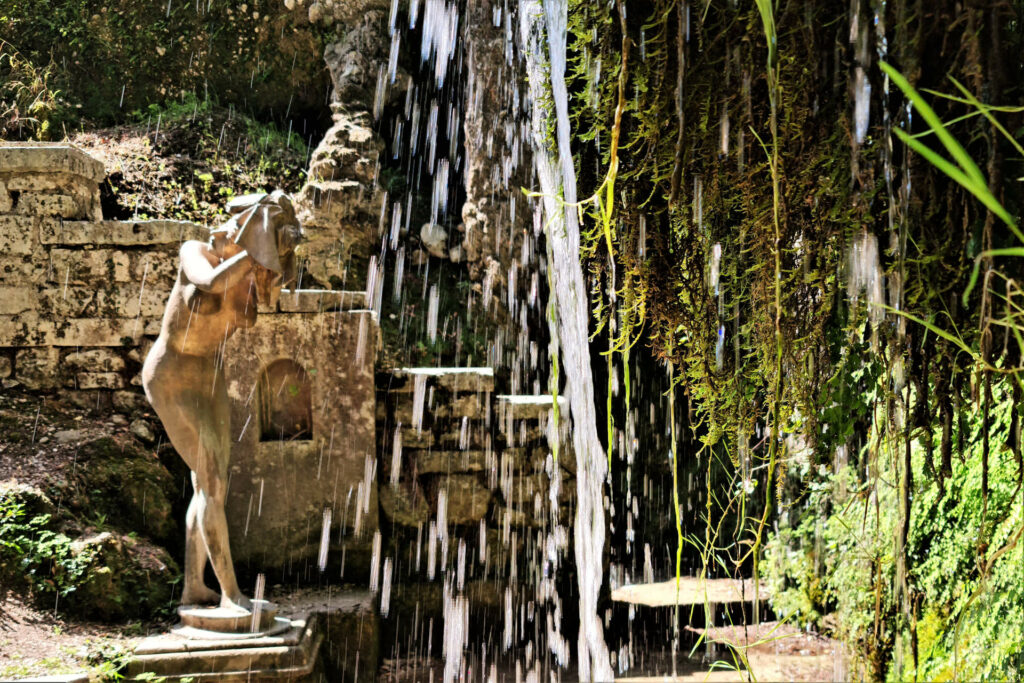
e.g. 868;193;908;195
376;368;575;580
0;143;207;410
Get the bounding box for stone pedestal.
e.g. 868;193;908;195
223;302;379;581
125;614;323;682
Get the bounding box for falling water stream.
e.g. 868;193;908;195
519;1;616;679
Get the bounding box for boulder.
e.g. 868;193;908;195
64;531;179;621
129;419;157;445
68;437;177;543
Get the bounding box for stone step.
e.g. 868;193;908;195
126;614;322;681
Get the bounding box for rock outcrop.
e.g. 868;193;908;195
294;7;392;290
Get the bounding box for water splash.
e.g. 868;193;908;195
846;228;885;331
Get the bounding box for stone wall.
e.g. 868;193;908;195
0;143;205;404
376;368;574;581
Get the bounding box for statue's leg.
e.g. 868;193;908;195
191;371;251;611
181;474;220;605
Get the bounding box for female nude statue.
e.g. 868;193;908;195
143;191;301;611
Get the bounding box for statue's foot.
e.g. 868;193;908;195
181;585;221;606
220;593;253;612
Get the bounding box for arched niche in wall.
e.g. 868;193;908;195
258;359;313;442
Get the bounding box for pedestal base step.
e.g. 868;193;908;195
124;613;322;682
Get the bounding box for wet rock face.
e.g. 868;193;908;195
322;11;391;108
458;0;531;311
296;106;385;288
293;10;390;290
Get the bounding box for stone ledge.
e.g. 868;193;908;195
40;219;207;246
277;289;367;313
416;449;488;474
0;143;105;182
392;367;495;393
496;394;566;420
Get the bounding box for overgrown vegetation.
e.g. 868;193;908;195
0;0;329;135
565;0;1024;678
72;91;309;226
0;484;179;621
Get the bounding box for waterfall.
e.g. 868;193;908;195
518;1;614;679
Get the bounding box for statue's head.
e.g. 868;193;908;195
211;191;304;307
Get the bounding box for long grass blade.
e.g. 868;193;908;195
881;60;986;186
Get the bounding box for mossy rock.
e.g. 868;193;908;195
62;530;180;621
0;481;58;520
67;436;178;544
2;478;179;621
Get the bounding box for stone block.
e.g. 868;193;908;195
5;173;71;192
15;347;59;390
51;318;142;346
0;355;10;378
400;427;434;449
92;285;168;319
0;313;55;346
497;394;566;420
416;450;487;474
439;422;487;449
439;474;492;525
71;372;124;390
134;251;179;285
0;181;10;212
379;481;431;527
494;504;539;528
49;248;130;284
0;144;105;182
393;367;495;393
38;287;95;317
63;348;126;373
502;447;547;473
39;219;206;246
0;286;38;315
435;394;483;419
14;192;79;217
0;256;48;285
112;389;151;414
0;215;36;255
